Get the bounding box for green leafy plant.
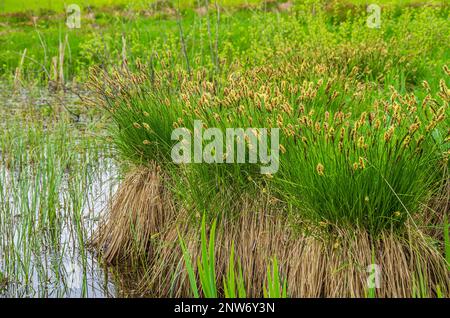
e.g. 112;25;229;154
263;257;287;298
444;214;450;271
223;242;247;298
179;215;288;298
179;214;218;298
197;215;218;298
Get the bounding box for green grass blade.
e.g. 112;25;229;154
178;230;199;298
237;261;247;298
444;214;450;270
208;219;217;297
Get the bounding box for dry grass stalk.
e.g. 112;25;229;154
91;164;175;264
58;34;68;87
422;169;450;241
13;48;27;92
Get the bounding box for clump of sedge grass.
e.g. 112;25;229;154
275;82;449;233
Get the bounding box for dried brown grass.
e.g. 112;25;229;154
140;209;450;297
422;168;449;241
91;164;175;265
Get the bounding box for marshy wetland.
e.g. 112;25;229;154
0;0;449;298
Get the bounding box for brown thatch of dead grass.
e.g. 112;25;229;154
139;200;450;298
91;165;175;265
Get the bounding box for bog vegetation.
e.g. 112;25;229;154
0;0;449;298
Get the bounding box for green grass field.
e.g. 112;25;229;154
0;0;445;13
1;0;265;13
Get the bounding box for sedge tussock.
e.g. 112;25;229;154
91;165;175;264
116;186;450;298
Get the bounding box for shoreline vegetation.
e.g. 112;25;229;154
0;0;449;298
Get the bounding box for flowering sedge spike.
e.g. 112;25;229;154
357;136;365;149
359;157;366;169
409;123;420;135
403;136;411;148
443;65;450;76
384;126;394;142
422;80;431;92
316;163;325;176
374;119;381;130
